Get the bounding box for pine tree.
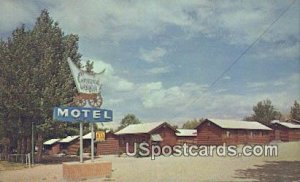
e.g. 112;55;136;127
0;10;83;162
290;100;300;121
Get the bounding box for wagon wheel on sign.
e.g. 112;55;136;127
73;93;103;108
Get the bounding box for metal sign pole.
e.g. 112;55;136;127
31;122;34;165
91;123;94;162
80;122;83;163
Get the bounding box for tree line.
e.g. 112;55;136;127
120;99;300;130
182;99;300;128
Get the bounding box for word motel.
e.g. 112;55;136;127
53;106;113;122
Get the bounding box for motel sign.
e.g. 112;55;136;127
53;106;113;122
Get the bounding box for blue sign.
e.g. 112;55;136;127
53;106;113;122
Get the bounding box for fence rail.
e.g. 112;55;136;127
0;153;32;167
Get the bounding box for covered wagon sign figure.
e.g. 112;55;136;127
67;58;105;94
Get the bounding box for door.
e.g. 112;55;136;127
274;130;280;140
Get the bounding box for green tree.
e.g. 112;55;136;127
117;114;141;131
290;100;300;121
0;10;84;162
29;10;83;162
85;60;94;73
246;99;281;125
0;25;35;155
182;118;204;129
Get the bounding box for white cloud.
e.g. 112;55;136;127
2;1;298;49
246;74;299;90
129;73;299;121
0;1;39;33
222;76;231;80
254;42;300;60
45;0;299;61
246;82;268;89
107;98;123;105
139;47;167;63
139;84;185;108
215;88;228;93
112;78;134;92
147;66;171;75
138;82;206;109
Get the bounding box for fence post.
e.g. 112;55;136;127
28;153;31;168
25;154;28;166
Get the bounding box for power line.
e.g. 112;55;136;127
173;0;296;119
209;0;296;88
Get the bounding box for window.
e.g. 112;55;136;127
253;131;260;136
226;131;230;137
120;137;126;145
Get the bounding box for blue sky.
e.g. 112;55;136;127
0;0;299;127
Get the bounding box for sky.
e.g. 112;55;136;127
0;0;299;128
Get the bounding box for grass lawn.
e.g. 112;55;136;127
0;161;27;171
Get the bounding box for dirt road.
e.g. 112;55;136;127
1;141;299;182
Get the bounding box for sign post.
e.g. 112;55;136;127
53;58;113;164
80;122;83;163
57;58;113;180
91;123;94;162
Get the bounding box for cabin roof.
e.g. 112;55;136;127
83;132;93;139
199;119;272;130
59;135;79;143
115;122;173;135
43;139;60;145
176;129;197;137
271;121;300;129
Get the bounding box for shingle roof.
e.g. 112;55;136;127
176;129;197;137
59;135;79;143
43;139;60;145
204;119;272;130
114;122;166;135
271;121;300;129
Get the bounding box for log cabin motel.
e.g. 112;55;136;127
43;139;61;155
96;131;120;155
194;119;272;145
114;122;177;153
42;118;300;156
58;136;80;155
270;120;300;141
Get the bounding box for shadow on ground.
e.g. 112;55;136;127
234;161;300;182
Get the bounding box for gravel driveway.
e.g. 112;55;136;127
1;141;299;182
